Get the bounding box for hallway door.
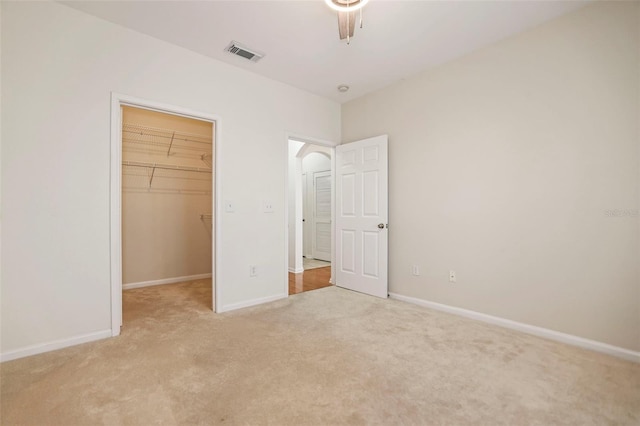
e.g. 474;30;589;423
312;170;332;261
335;135;388;299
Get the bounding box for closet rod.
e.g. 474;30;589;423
122;128;211;145
122;138;212;154
122;160;212;173
123;187;212;196
123;130;211;145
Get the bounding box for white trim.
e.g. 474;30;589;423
219;294;287;313
214;114;222;316
1;330;112;363
388;293;640;363
284;134;290;297
123;274;213;290
110;93;222;338
288;133;337;148
110;93;123;336
288;267;304;274
329;148;336;286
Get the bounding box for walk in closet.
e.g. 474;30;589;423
121;106;214;314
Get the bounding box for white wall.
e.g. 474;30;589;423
342;1;640;351
302;150;331;173
0;1;339;356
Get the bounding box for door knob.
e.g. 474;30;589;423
378;223;384;229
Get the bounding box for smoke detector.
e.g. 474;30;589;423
337;84;350;93
224;41;264;63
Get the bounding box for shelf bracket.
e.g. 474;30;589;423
166;132;176;157
149;165;156;188
200;153;213;168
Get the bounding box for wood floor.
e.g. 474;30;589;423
288;266;332;295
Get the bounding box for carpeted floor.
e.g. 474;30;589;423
1;281;639;425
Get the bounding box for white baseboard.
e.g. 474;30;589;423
123;273;212;290
288;267;304;274
219;293;287;313
388;292;640;363
1;329;112;363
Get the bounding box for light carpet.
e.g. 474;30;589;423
1;281;639;425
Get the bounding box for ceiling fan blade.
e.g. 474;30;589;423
337;11;356;40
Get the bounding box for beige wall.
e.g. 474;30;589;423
342;1;640;351
121;107;213;284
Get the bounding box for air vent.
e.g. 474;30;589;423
224;41;264;63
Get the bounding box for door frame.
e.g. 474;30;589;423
284;133;337;294
110;92;222;336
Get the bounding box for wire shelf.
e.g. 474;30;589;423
122;162;212;193
122;121;213;193
122;123;212;159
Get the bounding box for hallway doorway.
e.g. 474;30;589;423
287;137;335;295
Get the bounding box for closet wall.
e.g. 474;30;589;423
122;106;213;286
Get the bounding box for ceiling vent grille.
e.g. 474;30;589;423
224;41;264;63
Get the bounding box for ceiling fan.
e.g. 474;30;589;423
325;0;370;43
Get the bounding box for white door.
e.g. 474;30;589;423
302;173;312;258
312;171;332;261
335;135;388;298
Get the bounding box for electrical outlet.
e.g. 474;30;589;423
262;200;274;213
250;265;257;277
449;270;456;283
411;265;420;276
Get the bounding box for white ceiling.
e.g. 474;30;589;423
61;0;590;103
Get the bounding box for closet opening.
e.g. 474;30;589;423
110;94;219;336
